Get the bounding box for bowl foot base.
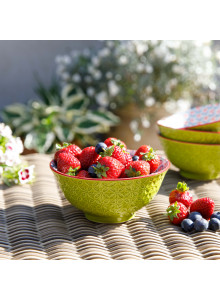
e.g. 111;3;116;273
180;170;220;181
84;213;135;224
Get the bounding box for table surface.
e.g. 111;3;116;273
0;153;220;260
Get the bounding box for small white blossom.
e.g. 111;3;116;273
134;133;141;142
98;48;110;57
141;116;150;128
106;72;113;79
87;87;95;97
135;42;148;56
145;86;153;94
145;97;155;107
0;124;12;138
130;120;139;132
95;91;109;107
108;80;120;97
92;56;100;67
93;70;102;80
18;165;35;184
118;55;128;65
136;63;145;72
145;65;153;73
106;41;114;48
72;74;81;83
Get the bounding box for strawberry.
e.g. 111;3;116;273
54;143;82;161
125;160;150;177
169;182;193;208
57;152;81;174
78;146;101;170
77;170;91;178
124;152;133;168
94;157;124;179
140;147;160;173
99;145;127;165
166;201;189;225
135;145;151;157
104;137;127;150
190;197;215;219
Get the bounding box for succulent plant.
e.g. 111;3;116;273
1;82;119;153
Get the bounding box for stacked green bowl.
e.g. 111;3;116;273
157;104;220;180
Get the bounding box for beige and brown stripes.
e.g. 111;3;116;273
0;153;219;260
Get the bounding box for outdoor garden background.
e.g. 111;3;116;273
0;40;220;154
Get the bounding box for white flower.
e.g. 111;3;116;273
136;63;145;72
145;97;155;107
134;133;141;142
88;65;95;74
141;116;150;128
93;70;102;80
87;87;95;97
4;150;21;166
106;41;114;48
0;166;3;175
95;91;109;107
145;65;153;73
135;42;148;56
62;55;71;65
0;123;12;138
18;165;35;184
92;56;100;67
15;137;24;154
145;86;153;94
106;72;113;79
72;74;81;83
0;149;5;164
130;120;139;132
98;48;110;57
108;80;120;97
118;55;128;65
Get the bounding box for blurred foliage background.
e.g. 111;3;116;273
1;40;220;153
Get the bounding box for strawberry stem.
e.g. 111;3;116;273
93;162;109;178
125;166;142;177
67;166;80;176
99;146;114;157
140;147;155;161
176;181;189;192
166;201;181;221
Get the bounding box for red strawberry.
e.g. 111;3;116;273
140;147;160;173
135;145;151;157
124;152;133;168
57;152;81;174
54;143;82;161
169;182;193;208
99;145;127;165
190;197;215;219
77;170;91;178
166;201;189;225
94;157;124;179
79;146;101;170
104;137;127;150
125;160;150;177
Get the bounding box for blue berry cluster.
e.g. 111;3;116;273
181;211;220;232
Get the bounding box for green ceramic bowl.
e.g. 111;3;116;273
50;154;170;224
158;123;220;144
159;135;220;180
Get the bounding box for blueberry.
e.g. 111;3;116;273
188;212;202;222
88;164;97;178
132;156;139;161
209;218;220;231
194;218;209;232
210;212;220;220
181;219;194;232
95;142;107;154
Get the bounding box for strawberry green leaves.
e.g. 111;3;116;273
176;181;189;192
166;201;181;221
93;162;109;178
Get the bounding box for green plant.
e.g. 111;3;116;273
1;82;119;153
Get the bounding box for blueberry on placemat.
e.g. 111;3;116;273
209;218;220;231
188;212;202;222
210;212;220;220
194;218;209;232
181;219;194;232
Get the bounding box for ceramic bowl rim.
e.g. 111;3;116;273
158;133;220;146
50;155;170;181
157;121;220;135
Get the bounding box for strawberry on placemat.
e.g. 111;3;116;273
169;182;193;208
167;201;189;225
190;197;215;219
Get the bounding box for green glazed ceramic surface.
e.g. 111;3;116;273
158;124;220;144
50;156;170;223
189;122;220;132
159;135;220;180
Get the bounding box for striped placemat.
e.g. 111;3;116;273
0;153;220;260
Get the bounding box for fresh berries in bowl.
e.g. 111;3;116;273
50;139;170;223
